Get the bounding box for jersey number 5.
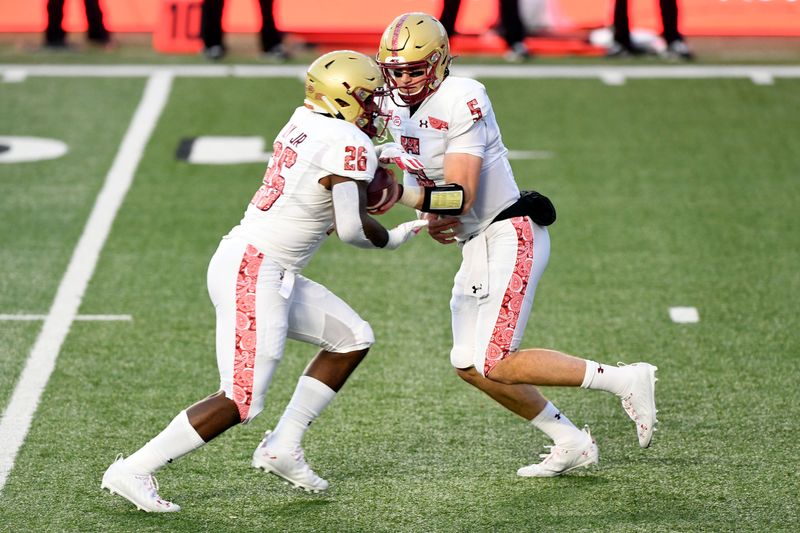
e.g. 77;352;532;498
344;145;367;172
251;142;296;211
467;99;483;123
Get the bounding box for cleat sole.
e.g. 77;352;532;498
254;465;326;493
641;365;658;448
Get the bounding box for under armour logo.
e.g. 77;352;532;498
555;412;561;420
419;120;429;128
597;365;604;374
471;284;482;294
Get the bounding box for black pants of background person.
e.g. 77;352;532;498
201;0;283;56
440;0;525;45
439;0;528;59
45;0;110;46
613;0;681;47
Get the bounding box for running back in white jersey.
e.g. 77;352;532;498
383;76;520;240
229;106;378;271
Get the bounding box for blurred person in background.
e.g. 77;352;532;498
373;12;659;478
439;0;531;62
101;50;426;512
44;0;113;49
201;0;287;60
609;0;693;59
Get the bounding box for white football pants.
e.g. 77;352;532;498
207;236;374;422
450;217;550;376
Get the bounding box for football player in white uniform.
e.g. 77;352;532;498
101;50;427;512
375;13;659;477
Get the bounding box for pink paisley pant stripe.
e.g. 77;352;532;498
232;244;264;421
483;217;535;376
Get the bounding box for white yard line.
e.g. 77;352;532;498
0;71;173;493
0;314;132;321
1;64;800;81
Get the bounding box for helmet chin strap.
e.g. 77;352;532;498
320;95;345;119
398;85;432;106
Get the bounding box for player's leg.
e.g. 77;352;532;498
455;218;596;475
102;240;288;511
450;219;596;475
491;348;658;448
119;394;241;476
252;275;373;491
489;348;584;386
481;219;658;448
454;366;546;418
449;251;550;422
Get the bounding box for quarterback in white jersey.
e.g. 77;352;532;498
377;13;659;478
382;74;519;240
101;51;426;512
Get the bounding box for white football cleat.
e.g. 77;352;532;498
101;455;180;512
618;362;659;448
252;431;329;493
517;426;599;477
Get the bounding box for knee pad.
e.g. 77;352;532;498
450;345;475;371
325;316;374;353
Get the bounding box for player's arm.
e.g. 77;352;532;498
396;120;486;215
395;180;467;216
327;175;426;250
372;143;462;215
439;116;487;214
418;153;482;245
441;152;481;213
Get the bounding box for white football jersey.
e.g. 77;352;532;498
383;76;519;240
228;106;378;271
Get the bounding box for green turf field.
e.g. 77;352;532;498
1;68;798;532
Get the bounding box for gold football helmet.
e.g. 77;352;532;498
376;12;451;105
304;50;389;138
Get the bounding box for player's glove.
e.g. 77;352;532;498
384;219;429;250
375;142;425;173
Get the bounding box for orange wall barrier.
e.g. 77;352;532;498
152;0;203;53
1;0;798;36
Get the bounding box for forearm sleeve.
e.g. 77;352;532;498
332;181;377;249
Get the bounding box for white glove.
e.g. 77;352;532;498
384;219;429;250
375;142;425;173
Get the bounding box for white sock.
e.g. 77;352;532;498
530;401;587;449
124;410;205;474
267;376;336;450
581;360;629;396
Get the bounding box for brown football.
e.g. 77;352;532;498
366;166;396;211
